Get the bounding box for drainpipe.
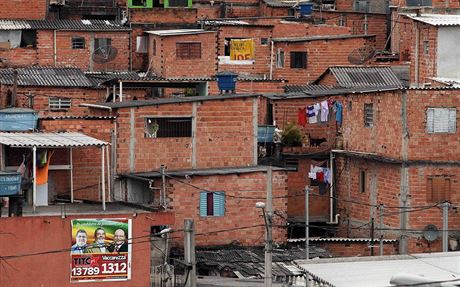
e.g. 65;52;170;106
414;23;420;87
328;151;340;224
53;30;57;66
269;40;274;80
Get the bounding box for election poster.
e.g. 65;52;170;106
230;39;254;61
70;218;132;282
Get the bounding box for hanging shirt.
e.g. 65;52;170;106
323;168;331;184
36;150;54;185
297;107;307;127
335;102;343;126
310;103;320;124
320;100;329;122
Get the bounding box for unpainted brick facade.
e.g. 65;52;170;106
0;0;48;20
391;0;460;9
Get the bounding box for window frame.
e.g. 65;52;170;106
71;37;85;49
426;107;456;134
49;97;71;111
136;36;148;54
199;191;225;217
359;170;366;193
144;117;193;138
128;0;154;8
364;103;374;128
427;176;451;203
290;51;307;69
176;42;201;59
276;49;285;68
94;38;112;52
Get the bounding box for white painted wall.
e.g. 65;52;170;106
437;27;460;79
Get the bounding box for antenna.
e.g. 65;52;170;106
422;224;439;242
348;46;375;65
92;46;118;64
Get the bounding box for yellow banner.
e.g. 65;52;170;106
230;39;254;61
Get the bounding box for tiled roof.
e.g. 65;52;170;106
325;66;404;88
0;67;93;87
0;19;130;31
407;13;460;26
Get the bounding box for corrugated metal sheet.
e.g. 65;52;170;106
284;84;336;93
407;13;460;26
0;19;130;31
329;66;404;88
0;132;108;147
272;34;373;43
202;20;273;27
145;29;215;36
263;0;297;8
288;237;398;243
0;67;93;87
40;115;116;120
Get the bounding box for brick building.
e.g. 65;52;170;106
0;19;131;72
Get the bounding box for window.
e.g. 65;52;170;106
152;39;156;56
406;0;432;7
359;170;366;193
200;192;225;217
423;41;429;55
354;0;369;12
20;30;37;48
261;38;268;45
164;0;191;8
176;42;201;59
128;0;154;8
284;158;299;170
136;36;148;53
94;38;112;52
72;37;85;49
426;108;456;133
364;103;373;127
276;49;284;68
427;177;450;202
290;51;307;69
49;97;71;111
144;117;192;138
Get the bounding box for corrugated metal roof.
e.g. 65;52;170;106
288;237;398;243
328;66;404;88
145;29;215;36
0;19;129;31
284;84;336;93
265;86;401;100
0;67;93;87
0;132;108;147
272;34;374;43
201;20;273;27
40;115;116;120
262;0;300;8
407;13;460;26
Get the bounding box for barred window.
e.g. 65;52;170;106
49;97;71;111
290;51;307;69
71;37;85;49
364;103;373;128
145;117;192;138
176;42;201;59
426;108;456;133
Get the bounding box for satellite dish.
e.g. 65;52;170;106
92;46;118;64
348;46;375;65
423;224;439;242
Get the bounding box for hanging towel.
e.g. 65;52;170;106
298;107;307;127
320;100;329;122
323;168;331;184
335;102;343;126
310;103;320;124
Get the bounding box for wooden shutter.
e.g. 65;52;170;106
213;192;225;216
199;192;207;216
427;177;451;202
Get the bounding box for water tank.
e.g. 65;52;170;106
0;108;38;131
0;171;22;196
299;3;313;16
216;72;237;93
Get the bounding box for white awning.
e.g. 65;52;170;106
0;132;108;148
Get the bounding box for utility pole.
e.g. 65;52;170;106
379;204;384;256
305;185;310;260
265;166;273;287
184;219;196;287
160;165;166;208
442;202;450;252
370;218;375;256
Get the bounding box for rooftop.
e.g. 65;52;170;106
272;34;374;43
145;29;215;36
0;19;130;31
407;13;460;26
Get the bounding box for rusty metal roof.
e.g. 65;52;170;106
407;13;460;26
325;66;404;89
0;67;93;87
0;19;130;31
0;132;108;147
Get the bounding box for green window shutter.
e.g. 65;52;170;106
199;192;207;217
213;192;225;216
129;0;153;8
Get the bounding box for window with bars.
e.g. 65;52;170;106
71;37;85;49
176;42;201;59
200;192;225;217
290;51;307;69
276;49;284;68
354;0;369;12
144;117;192;138
427;177;451;202
49;97;71;111
426;108;456;133
364;103;373;128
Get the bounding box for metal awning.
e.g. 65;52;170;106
0;132;108;147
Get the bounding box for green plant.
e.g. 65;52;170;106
281;122;303;147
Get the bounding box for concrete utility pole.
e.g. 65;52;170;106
184;219;196;287
379;204;384;256
265;166;273;287
442;202;450;252
305;186;310;260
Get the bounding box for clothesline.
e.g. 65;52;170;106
297;99;343;127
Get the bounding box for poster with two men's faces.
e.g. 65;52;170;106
70;218;132;282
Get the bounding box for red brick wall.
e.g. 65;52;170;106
0;48;38;68
208;80;285;94
317;11;388;50
149;32;217;78
273;21;352;38
260;5;291;17
115;97;256;173
217;26;273;76
130;8;198;23
273;36;374;84
0;212;173;287
169;170;288;246
0;0;47;20
313;241;399;257
335;0;353;11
